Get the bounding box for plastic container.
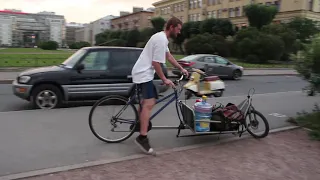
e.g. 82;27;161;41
194;95;213;132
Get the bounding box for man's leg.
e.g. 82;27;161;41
135;81;158;154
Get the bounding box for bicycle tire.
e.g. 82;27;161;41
88;95;139;143
245;110;270;138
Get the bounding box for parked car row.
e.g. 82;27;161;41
171;54;244;80
12;47;169;109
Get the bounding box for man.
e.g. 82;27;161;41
131;16;189;155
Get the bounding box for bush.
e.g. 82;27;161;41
104;39;127;47
185;33;230;56
39;41;59;50
288;104;320;140
234;28;285;63
292;33;320;77
69;41;91;49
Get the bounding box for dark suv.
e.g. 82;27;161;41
12;46;169;109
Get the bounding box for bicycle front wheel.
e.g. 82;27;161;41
89;95;139;143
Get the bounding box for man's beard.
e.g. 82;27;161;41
169;31;177;39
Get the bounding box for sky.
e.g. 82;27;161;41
0;0;159;23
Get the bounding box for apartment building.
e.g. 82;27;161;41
0;9;66;47
111;7;154;31
152;0;320;28
74;15;116;45
66;22;84;45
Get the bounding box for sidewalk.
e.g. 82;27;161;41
0;69;299;84
16;128;320;180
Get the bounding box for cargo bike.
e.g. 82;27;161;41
88;69;270;143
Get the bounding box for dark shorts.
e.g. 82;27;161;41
137;80;158;100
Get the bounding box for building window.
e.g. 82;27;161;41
208;11;212;18
274;0;281;11
217;9;222;18
178;4;181;11
174;4;177;12
198;0;202;8
229;8;234;17
212;10;216;18
235;7;240;16
181;3;184;11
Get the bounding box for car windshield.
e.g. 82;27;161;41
61;49;87;68
180;55;199;61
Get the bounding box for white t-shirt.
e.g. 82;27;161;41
131;31;169;84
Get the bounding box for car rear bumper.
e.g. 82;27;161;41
12;80;32;100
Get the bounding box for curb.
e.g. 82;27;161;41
0;125;300;180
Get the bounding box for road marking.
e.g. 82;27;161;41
269;113;287;118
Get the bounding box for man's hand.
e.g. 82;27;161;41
163;78;175;88
181;68;189;77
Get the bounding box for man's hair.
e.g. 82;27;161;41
165;16;182;30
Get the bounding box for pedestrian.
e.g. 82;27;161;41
131;16;189;155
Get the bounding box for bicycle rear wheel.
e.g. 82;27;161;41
89;95;138;143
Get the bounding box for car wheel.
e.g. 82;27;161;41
31;84;63;109
213;90;224;97
185;90;193;100
232;70;242;80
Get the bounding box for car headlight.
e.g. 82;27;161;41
18;76;31;83
239;66;244;70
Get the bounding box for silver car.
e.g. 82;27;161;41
172;54;244;80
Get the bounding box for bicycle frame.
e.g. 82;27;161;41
113;75;186;130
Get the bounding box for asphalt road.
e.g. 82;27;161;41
0;91;319;177
0;75;309;112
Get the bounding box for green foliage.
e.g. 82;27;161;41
139;27;154;43
120;31;129;40
292;33;320;79
39;41;59;50
103;39;127;47
200;18;235;37
234;27;285;63
244;4;278;29
287;17;320;43
261;24;297;61
126;29;140;47
151;16;166;33
185;33;230;56
289;104;320;140
69;41;91;49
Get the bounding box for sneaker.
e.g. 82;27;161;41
134;136;154;155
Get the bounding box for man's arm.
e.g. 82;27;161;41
166;52;183;71
152;61;166;81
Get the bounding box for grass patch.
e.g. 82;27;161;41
0;52;293;68
0;48;74;53
168;55;294;69
0;54;72;67
287;104;320;141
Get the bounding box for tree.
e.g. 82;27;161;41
185;33;230;56
235;28;285;63
244;4;278;29
292;33;320;79
151;16;166;33
126;29;140;47
213;19;235;37
287;17;320;43
261;24;297;61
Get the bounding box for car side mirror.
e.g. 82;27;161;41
226;62;231;65
76;64;85;72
